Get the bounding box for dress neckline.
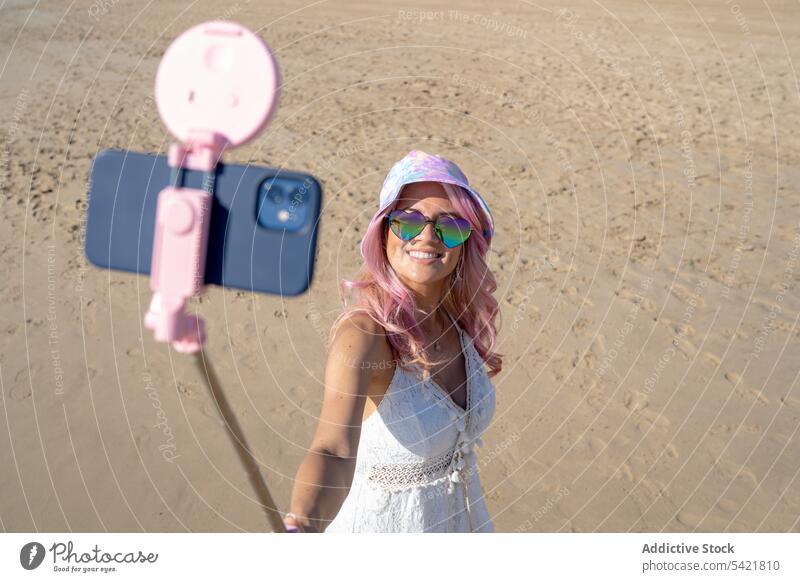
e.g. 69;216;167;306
422;314;471;415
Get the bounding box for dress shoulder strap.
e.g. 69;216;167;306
444;309;460;330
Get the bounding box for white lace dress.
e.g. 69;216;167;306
324;320;496;533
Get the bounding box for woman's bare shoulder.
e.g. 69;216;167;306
330;310;391;359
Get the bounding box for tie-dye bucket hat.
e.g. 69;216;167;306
368;150;494;253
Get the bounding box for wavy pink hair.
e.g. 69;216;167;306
337;181;502;377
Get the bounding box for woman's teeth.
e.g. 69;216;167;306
408;250;441;259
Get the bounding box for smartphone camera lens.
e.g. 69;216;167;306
257;176;311;233
266;182;284;204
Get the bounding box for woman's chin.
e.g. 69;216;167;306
396;270;450;289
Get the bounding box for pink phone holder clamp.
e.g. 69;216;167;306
144;21;280;353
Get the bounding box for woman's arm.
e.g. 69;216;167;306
285;314;391;532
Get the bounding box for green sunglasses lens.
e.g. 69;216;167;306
389;210;427;241
388;210;472;248
436;215;472;248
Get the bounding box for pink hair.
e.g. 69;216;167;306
336;181;502;377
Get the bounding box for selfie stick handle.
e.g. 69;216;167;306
143;134;223;354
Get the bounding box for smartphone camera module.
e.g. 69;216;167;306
257;176;309;233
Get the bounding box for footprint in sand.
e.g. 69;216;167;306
724;371;744;386
235;350;260;369
676;510;730;531
617;287;656;312
177;381;199;400
779;395;800;409
585;390;608;409
710;424;762;436
717;498;741;515
14;366;33;384
654;318;698;357
571;317;591;333
659;317;696;337
10;364;40;401
725;371;770;404
673;336;698;358
752;296;782;312
702;351;721;368
721;327;749;339
587;435;607;455
624;390;649;413
562;286;594;306
621;390;671;430
769;318;800;334
636;408;671;430
739;387;769;405
201;400;225;427
572;350;599;370
9;382;32;401
286;407;307;423
670;283;706;308
614;462;634;482
636;477;672;504
713;458;759;488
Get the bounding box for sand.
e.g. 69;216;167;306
0;0;798;532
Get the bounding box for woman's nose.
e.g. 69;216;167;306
416;222;439;243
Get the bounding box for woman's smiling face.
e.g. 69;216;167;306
385;181;463;293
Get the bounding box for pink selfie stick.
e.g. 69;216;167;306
144;20;280;353
142;21;291;534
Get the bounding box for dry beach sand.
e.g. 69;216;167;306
1;0;799;532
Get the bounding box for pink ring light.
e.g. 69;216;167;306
155;20;280;148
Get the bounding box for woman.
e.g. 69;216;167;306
284;150;501;532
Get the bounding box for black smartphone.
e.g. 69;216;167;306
85;149;322;296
